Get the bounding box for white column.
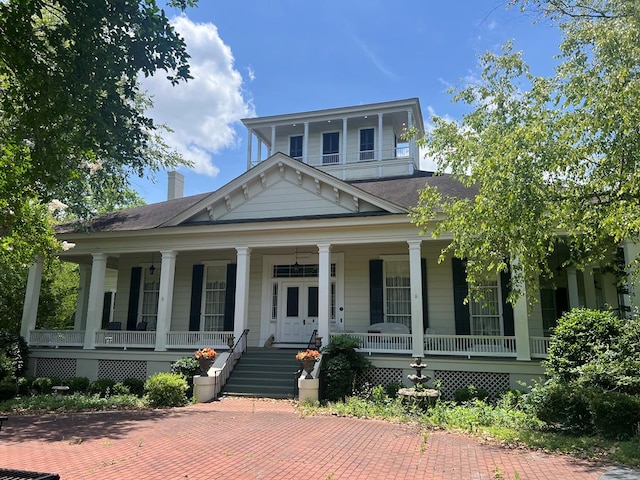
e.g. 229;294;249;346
20;257;44;341
257;140;262;163
510;258;531;361
567;266;580;308
622;241;640;311
154;250;177;352
317;243;332;346
303;121;309;164
377;113;383;160
407;108;416;172
408;240;424;357
74;264;91;330
246;128;253;169
233;246;251;341
270;125;276;156
342;117;348;164
83;253;108;349
583;265;598;309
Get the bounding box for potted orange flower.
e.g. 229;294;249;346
296;349;320;379
194;348;217;376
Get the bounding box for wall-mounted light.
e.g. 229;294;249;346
149;253;156;275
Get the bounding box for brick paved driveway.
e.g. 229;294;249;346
0;398;612;479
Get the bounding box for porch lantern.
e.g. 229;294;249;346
149;253;156;275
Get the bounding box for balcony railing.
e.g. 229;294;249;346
306;147;412;167
530;336;551;358
29;330;84;347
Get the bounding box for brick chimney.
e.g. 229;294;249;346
167;171;184;200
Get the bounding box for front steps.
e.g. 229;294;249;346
222;347;301;399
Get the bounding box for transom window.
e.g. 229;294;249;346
384;260;411;329
469;279;502;336
273;264;336;278
322;132;340;164
202;264;227;331
289;135;303;160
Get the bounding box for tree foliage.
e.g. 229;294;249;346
412;0;640;299
0;0;195;275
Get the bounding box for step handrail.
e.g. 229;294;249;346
294;329;318;397
215;329;249;398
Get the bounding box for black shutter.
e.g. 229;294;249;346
101;292;113;329
126;267;142;331
223;263;237;331
452;258;470;335
421;258;429;332
369;259;384;324
500;269;515;336
189;264;205;331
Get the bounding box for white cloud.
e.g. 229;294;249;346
141;15;254;176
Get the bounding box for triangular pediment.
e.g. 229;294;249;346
163;153;406;227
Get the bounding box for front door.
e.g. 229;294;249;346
280;280;318;343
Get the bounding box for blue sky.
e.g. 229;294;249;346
135;0;562;204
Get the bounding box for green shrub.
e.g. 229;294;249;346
453;385;490;404
589;390;640;440
144;372;188;408
523;381;593;434
63;377;90;394
113;382;130;396
0;331;29;379
170;357;200;379
31;377;54;394
122;378;145;397
17;376;34;395
385;380;405;399
88;379;116;398
320;335;373;402
0;379;18;401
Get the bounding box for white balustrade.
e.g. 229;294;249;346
424;334;517;357
305;148;412;167
530;337;551;358
29;330;84;347
330;332;412;354
165;331;233;350
95;330;156;348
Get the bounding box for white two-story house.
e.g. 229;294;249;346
20;98;633;398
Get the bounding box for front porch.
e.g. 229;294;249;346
26;328;550;359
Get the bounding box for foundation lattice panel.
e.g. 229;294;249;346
35;358;77;379
434;370;509;401
97;360;146;381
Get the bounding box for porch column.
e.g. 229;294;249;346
510;258;531;361
154;250;177;352
83;253;107;349
303;121;309;164
246;128;253;169
408;240;424;357
567;266;580;308
257;140;262;164
622;240;640;311
317;243;332;346
377;113;383;160
342;117;348;164
407;109;415;163
583;264;598;309
20;257;44;341
233;246;251;341
270;125;276;156
74;264;91;330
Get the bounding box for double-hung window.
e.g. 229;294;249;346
202;264;227;331
140;271;160;330
469;279;502;336
322;132;340;164
289;135;303;160
384;259;411;329
359;128;375;161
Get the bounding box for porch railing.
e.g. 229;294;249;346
95;330;156;348
165;331;233;349
530;337;551;358
306;147;412;167
331;332;413;354
425;334;517;357
29;330;84;347
212;329;249;398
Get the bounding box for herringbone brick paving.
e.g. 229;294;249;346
0;397;611;479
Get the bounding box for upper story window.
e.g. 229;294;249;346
360;128;374;160
289;135;303;160
322;132;340;164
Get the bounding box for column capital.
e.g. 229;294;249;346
317;242;332;252
160;249;178;259
407;239;422;250
91;252;107;262
236;246;252;256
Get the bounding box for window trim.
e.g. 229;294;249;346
381;256;411;329
289;134;303;160
200;260;230;331
138;267;160;330
359;127;375;161
321;131;340;164
468;275;504;336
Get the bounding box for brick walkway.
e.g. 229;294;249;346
0;398;612;479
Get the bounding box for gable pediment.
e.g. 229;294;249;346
164;154;406;227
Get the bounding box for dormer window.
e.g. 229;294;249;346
322;132;340;164
289;135;303;160
360;128;374;161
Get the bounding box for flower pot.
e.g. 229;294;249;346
197;358;215;376
300;358;317;379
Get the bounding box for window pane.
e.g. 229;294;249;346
203;265;226;331
360;128;374;160
286;287;299;317
323;132;339;164
307;286;318;317
469;280;501;336
290;135;303;159
384;260;411;329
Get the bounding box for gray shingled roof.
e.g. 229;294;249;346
56;172;476;234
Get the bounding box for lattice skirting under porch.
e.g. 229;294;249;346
34;358;77;379
367;368;404;388
433;370;510;401
97;360;146;381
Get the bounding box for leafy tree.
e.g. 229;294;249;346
0;0;196;277
412;0;640;299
